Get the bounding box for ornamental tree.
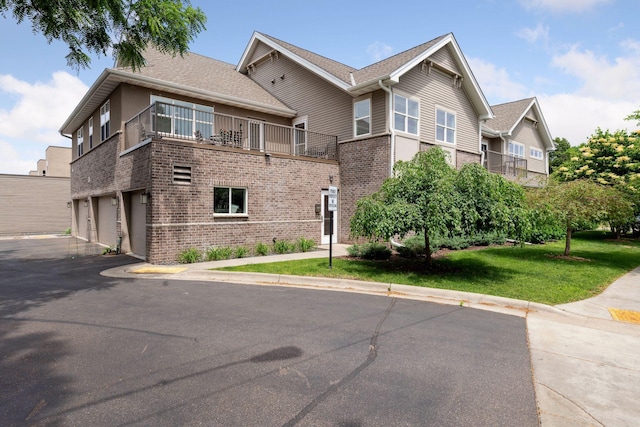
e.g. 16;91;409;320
1;0;207;70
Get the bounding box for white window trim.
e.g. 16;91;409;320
393;93;420;136
151;95;214;139
88;117;94;149
293;115;308;155
213;186;248;217
353;97;371;137
530;147;543;160
100;100;110;142
77;126;84;156
508;141;525;158
435;106;456;145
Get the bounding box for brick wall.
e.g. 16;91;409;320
456;150;481;169
337;135;391;242
147;141;339;263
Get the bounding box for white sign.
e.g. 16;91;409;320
328;186;338;212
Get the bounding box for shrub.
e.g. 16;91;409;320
348;242;391;260
206;246;233;261
255;242;269;256
234;246;249;258
64;227;71;235
296;237;316;252
273;239;295;254
177;247;201;264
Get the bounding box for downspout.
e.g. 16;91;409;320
378;80;395;177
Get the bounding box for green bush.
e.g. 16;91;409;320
255;242;269;256
273;239;295;254
234;246;249;258
177;247;202;264
296;237;316;252
348;242;391;260
206;246;233;261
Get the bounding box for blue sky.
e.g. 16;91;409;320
1;0;639;174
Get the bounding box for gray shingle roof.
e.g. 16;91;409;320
484;98;535;133
116;47;291;111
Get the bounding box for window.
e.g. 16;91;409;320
354;98;371;136
530;147;543;160
88;117;93;149
214;187;247;215
509;141;525;158
394;94;419;135
77;127;84;157
100;100;110;142
436;108;455;144
152;96;213;139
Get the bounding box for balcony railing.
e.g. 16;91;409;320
485;150;527;178
124;102;338;160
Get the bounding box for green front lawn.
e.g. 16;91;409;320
215;231;640;305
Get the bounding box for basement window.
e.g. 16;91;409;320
173;165;192;185
214;187;247;215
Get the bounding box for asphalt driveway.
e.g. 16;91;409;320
0;237;538;426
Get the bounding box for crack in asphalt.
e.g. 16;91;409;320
282;298;397;427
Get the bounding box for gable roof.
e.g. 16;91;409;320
60;48;296;136
483;97;555;150
237;32;493;119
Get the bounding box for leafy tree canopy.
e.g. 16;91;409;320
1;0;207;71
549;137;572;174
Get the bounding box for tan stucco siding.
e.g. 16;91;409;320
395;65;480;154
45;147;71;177
428;45;461;75
247;50;353;141
511;120;547;174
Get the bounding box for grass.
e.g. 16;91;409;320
215;231;640;305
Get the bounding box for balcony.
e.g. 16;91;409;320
124;102;338;160
485;150;527;178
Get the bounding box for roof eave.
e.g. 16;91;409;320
508;98;555;150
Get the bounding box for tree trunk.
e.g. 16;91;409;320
564;221;572;256
424;230;432;266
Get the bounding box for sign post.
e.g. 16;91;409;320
328;186;338;269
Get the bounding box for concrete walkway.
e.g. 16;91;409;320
103;245;640;426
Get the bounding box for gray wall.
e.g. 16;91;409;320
0;175;71;235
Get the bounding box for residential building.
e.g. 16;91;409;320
29;146;71;177
61;32;554;263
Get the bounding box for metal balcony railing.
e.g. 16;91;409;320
485;150;527;178
124;102;338;160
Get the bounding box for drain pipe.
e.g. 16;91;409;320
378;79;395;177
378;80;404;249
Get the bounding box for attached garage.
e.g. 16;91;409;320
76;199;89;240
97;195;118;247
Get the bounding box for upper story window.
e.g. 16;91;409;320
88;117;94;149
354;98;371;137
214;187;247;215
530;147;543;160
509;141;525;158
77;127;84;157
152;95;214;139
100;100;110;142
436;108;456;144
394;94;419;135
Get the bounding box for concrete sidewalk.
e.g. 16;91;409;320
102;245;640;426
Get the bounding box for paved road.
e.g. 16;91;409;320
0;237;538;426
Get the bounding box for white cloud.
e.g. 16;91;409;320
468;57;529;103
0;71;87;143
551;41;640;102
366;42;393;62
0;139;37;175
538;94;635;145
521;0;612;13
517;23;549;44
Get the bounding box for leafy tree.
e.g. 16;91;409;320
350;147;459;265
554;128;640;236
624;108;640;127
549;137;572;174
527;180;607;255
1;0;207;70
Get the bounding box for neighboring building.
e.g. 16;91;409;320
1;146;71;235
28;146;71;177
60;32;555;263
